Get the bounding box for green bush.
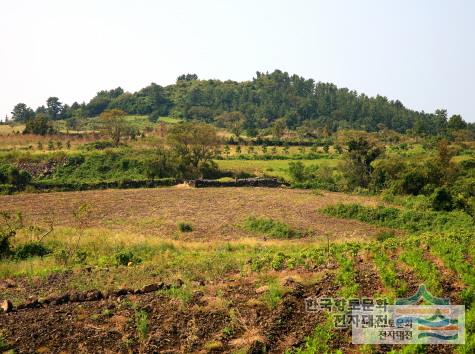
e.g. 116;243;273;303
0;164;31;191
429;187;454;211
322;203;475;233
54;248;70;265
271;252;287;270
177;222;193;232
376;230;396;242
81;140;116;150
0;233;12;259
114;250;142;266
0;212;22;259
74;249;88;264
0;184;15;195
243;216;300;239
288;161;306;182
14;242;51;259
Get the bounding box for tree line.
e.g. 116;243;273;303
10;70;473;137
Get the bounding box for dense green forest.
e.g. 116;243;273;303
10;70;473;136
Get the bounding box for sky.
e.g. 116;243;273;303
1;0;474;122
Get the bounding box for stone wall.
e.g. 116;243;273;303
186;178;287;188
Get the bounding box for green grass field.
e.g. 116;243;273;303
157;116;182;124
216;158;340;180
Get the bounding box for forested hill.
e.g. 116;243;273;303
11;70;471;136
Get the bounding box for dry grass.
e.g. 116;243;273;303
0;124;25;135
1;187;385;242
0;133;98;150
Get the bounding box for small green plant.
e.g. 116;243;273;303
399;245;441;296
261;280;284;309
135;309;149;341
0;334;11;352
271;252;287;270
376;230;396;242
334;247;359;298
0;211;23;259
114;250;142;266
159;285;193;303
224;145;231;158
74;249;88;264
287;314;334;353
177;222;193;232
102;308;113;317
371;244;408;297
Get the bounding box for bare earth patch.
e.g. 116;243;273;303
1;187;384;241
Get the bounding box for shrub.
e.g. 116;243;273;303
322;203;475;233
14;242;51;259
54;248;70;265
289;314;333;353
81;140;116;151
250;254;273;272
243;216;300;239
114;250;142;266
0;211;22;259
288;161;306;182
0;233;12;259
271;252;287;270
430;187;454;211
261;280;284;309
177;222;193;232
376;231;396;242
0;184;15;195
135;309;149;341
0;164;31;191
74;249;88;264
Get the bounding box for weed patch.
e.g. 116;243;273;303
242;216;301;239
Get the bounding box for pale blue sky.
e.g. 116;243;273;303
1;0;474;121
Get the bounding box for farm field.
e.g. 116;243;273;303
1;186;474;353
215;159;339;180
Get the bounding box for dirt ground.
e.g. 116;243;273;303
1;187;385;242
0;271;334;354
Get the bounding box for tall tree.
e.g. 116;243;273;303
343;138;383;189
167;122;219;177
272;118;287;140
23;113;52;135
177;74;198;82
448;114;467;130
46;97;63;120
99;109;128;147
215;111;246;137
11;103;34;122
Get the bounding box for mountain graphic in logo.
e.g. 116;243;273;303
395;284;460;342
395;284;450;305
